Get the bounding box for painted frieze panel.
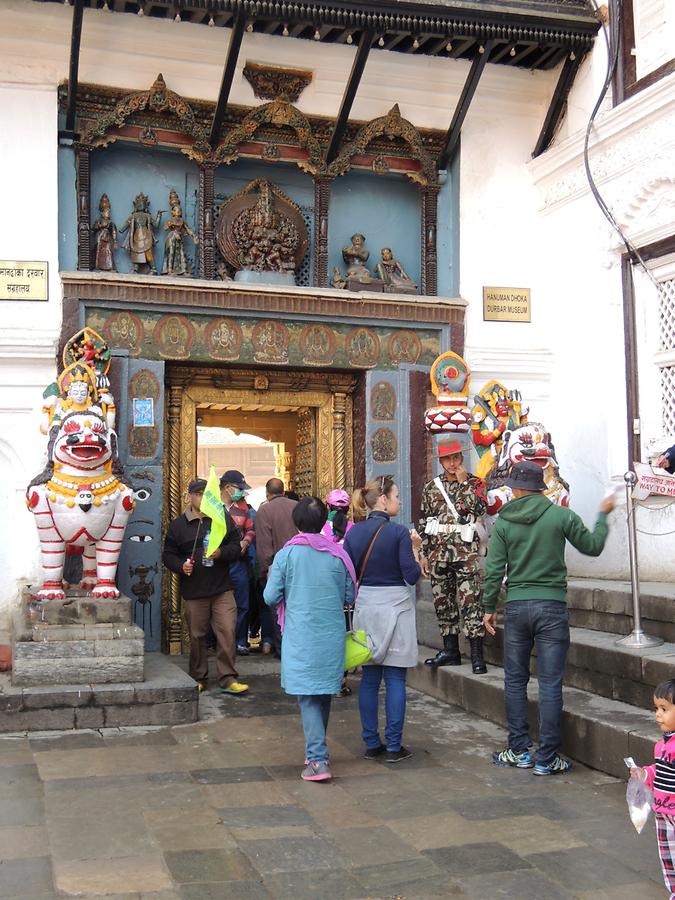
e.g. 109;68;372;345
86;308;442;371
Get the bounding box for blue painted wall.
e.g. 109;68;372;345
58;142;459;293
214;158;314;207
58;146;78;273
329;171;421;289
437;153;460;297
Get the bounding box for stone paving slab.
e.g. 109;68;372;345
0;651;667;899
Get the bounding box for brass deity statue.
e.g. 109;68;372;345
92;194;117;272
341;233;372;284
119;193;164;274
234;180;299;273
162;190;198;276
375;247;417;293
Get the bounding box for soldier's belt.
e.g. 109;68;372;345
425;518;476;543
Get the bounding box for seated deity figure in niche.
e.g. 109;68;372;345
92;194;117;271
375;247;417;292
342;233;372;284
162;191;198;276
119;193;164;274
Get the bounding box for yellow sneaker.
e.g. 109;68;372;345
220;682;249;695
196;681;207;693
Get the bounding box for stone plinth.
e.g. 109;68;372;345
0;653;198;732
2;590;199;731
12;590;144;687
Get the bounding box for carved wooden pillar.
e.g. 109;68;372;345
166;380;184;654
313;175;332;288
420;184;439;296
332;391;347;490
198;162;216;279
75;145;92;271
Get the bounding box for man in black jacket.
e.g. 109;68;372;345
163;478;249;695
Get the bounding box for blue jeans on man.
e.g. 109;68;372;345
503;599;570;765
358;665;407;752
229;560;250;648
297;694;332;761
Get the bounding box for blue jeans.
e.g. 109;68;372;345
229;560;250;647
297;695;331;762
359;665;407;752
503;599;570;765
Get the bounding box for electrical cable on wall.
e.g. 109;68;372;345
584;0;665;298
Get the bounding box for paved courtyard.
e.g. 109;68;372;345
0;653;665;899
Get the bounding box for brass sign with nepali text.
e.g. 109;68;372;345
483;286;530;323
0;261;48;301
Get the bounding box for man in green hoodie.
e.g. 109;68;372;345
482;461;615;776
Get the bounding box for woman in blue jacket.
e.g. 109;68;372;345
344;476;422;763
264;496;355;782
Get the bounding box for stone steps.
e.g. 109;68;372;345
412;578;675;778
417;597;675;710
0;652;198;732
408;647;655;780
567;578;675;642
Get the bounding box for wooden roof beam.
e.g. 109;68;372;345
532;51;582;157
63;0;85;137
326;28;375;164
209;11;246;147
438;40;495;169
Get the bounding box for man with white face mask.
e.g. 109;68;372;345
220;470;255;655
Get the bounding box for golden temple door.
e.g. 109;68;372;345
294;407;316;496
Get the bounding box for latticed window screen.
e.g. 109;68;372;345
658;277;675;350
658;277;675;433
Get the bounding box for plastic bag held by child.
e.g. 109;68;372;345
626;772;653;834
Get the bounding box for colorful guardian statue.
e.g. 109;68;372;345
27;331;134;600
485;421;570;517
470;380;528;480
424;351;472;434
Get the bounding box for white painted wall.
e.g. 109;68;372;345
0;79;61;622
1;0;673;623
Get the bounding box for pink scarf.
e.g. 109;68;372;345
275;531;357;633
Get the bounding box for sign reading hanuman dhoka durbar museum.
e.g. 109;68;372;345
0;261;48;301
483;286;531;323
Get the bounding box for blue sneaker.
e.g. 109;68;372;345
533;755;572;776
492;748;534;768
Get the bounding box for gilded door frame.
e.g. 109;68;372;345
164;367;355;653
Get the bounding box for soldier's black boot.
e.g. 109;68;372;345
469;637;488;675
424;634;461;667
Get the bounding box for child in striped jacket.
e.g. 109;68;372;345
632;679;675;899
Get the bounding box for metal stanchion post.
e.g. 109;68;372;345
616;470;663;649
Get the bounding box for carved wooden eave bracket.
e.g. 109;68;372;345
243;63;313;102
77;74;213;162
327;104;438;186
213;99;323;174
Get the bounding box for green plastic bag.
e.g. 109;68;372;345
345;628;371;670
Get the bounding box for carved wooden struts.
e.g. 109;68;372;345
313;175;332;288
198;163;216;279
421;185;439;297
76;145;92;271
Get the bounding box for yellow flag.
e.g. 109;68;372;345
199;466;227;558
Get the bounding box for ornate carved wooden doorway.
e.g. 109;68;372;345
164;366;356;653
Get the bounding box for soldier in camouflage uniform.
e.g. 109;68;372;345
419;440;488;674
